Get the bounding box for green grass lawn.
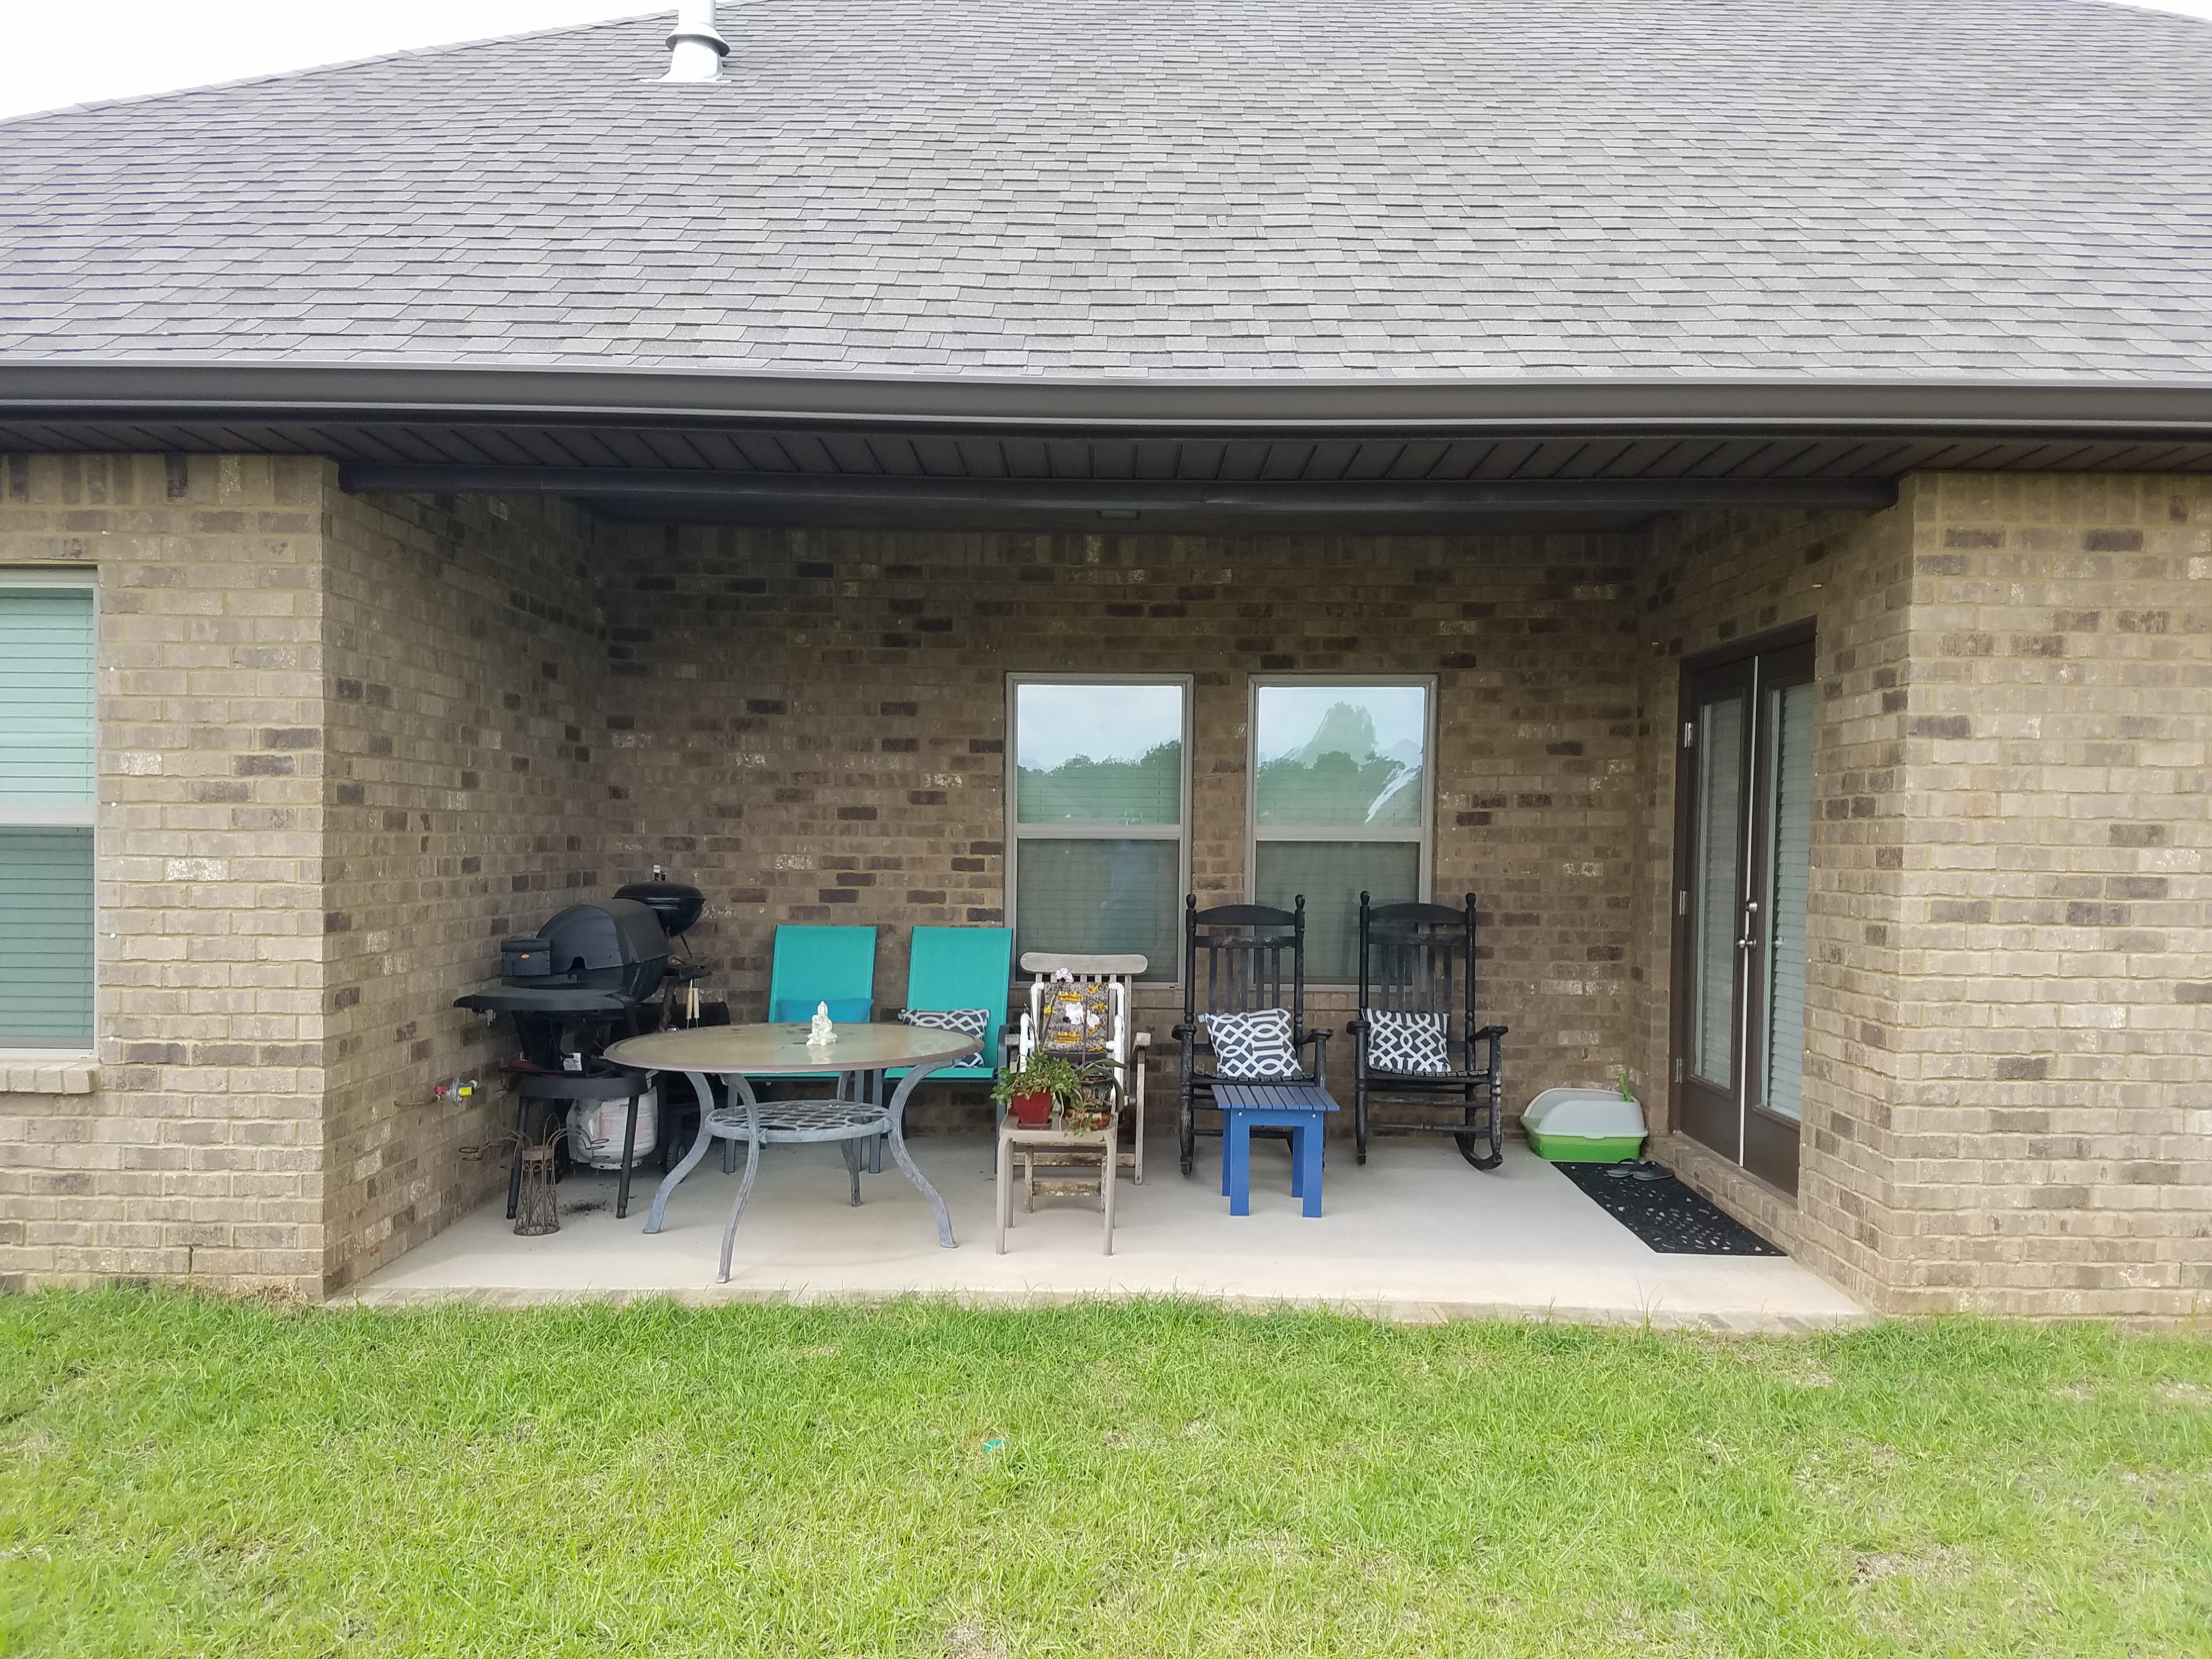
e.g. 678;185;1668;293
1;1293;2208;1657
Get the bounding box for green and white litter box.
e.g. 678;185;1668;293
1522;1086;1647;1163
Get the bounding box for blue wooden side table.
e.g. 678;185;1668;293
1212;1081;1338;1217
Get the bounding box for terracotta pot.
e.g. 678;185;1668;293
1008;1089;1054;1128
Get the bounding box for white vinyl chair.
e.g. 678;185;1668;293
1014;951;1150;1184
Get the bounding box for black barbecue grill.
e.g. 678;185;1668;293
456;879;709;1220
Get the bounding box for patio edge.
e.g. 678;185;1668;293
327;1282;1876;1334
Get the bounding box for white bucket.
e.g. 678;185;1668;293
567;1087;657;1169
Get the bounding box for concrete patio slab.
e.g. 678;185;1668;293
341;1136;1870;1332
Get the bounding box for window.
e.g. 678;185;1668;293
1250;678;1433;981
1007;676;1189;979
0;575;96;1047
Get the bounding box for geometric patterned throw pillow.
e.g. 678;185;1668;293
896;1007;990;1044
1363;1008;1450;1075
1200;1007;1300;1080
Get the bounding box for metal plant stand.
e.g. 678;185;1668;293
512;1144;562;1235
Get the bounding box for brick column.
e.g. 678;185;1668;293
1639;476;2211;1319
1;453;329;1295
1881;474;2212;1316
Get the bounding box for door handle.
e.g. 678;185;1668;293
1736;900;1760;951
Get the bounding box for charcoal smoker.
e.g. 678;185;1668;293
455;876;709;1221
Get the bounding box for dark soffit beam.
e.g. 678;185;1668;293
336;464;1899;516
577;499;1662;534
7;359;2212;439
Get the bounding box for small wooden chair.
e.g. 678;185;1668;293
995;1107;1119;1255
1015;951;1150;1183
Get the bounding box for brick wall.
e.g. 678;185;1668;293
1631;475;2211;1318
1876;474;2211;1317
0;454;329;1296
1632;498;1916;1306
318;488;615;1293
0;458;618;1297
593;523;1651;1123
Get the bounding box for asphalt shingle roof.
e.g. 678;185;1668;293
3;0;2211;382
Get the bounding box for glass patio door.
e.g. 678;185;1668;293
1674;639;1814;1193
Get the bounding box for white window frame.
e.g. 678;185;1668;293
1004;673;1193;986
1246;674;1437;975
0;567;99;1052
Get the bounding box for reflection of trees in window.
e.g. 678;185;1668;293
1255;702;1421;827
1017;740;1182;825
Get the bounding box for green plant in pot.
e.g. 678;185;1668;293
991;1052;1085;1128
991;1052;1122;1131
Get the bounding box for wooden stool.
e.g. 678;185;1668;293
996;1114;1119;1254
1213;1081;1337;1218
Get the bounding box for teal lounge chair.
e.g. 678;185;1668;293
889;925;1013;1086
703;923;881;1171
768;924;879;1026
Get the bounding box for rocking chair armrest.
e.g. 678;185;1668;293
1299;1029;1331;1071
1471;1023;1509;1041
1342;1017;1368;1035
1170;1023;1195;1041
1131;1029;1153;1048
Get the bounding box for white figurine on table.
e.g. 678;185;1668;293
807;1000;836;1048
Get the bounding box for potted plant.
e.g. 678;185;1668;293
992;1051;1081;1128
1058;1053;1126;1133
991;1052;1124;1131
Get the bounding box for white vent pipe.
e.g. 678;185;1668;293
662;0;730;82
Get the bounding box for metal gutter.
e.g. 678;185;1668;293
337;464;1898;515
7;360;2212;438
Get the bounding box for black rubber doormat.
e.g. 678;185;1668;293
1553;1161;1783;1256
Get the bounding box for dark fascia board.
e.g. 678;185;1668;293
6;359;2212;438
338;464;1898;516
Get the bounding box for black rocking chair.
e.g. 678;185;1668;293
1173;895;1331;1177
1345;891;1508;1169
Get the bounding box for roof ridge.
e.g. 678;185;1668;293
0;9;661;129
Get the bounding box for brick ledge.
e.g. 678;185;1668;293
0;1052;99;1094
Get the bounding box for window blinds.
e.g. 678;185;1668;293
0;586;95;1046
0;588;96;810
0;831;94;1044
1689;695;1743;1087
1762;682;1815;1121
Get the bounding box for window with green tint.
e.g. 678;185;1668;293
1008;679;1187;980
0;830;94;1044
0;583;96;1046
1;588;96;805
1251;681;1432;981
1014;839;1181;972
1255;683;1426;830
1255;841;1420;984
1014;681;1183;825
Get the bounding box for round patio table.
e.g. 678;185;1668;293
604;1022;979;1282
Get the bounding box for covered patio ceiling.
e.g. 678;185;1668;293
5;362;2212;532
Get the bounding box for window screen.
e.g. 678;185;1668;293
1251;681;1431;980
1009;680;1186;979
0;584;96;1046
